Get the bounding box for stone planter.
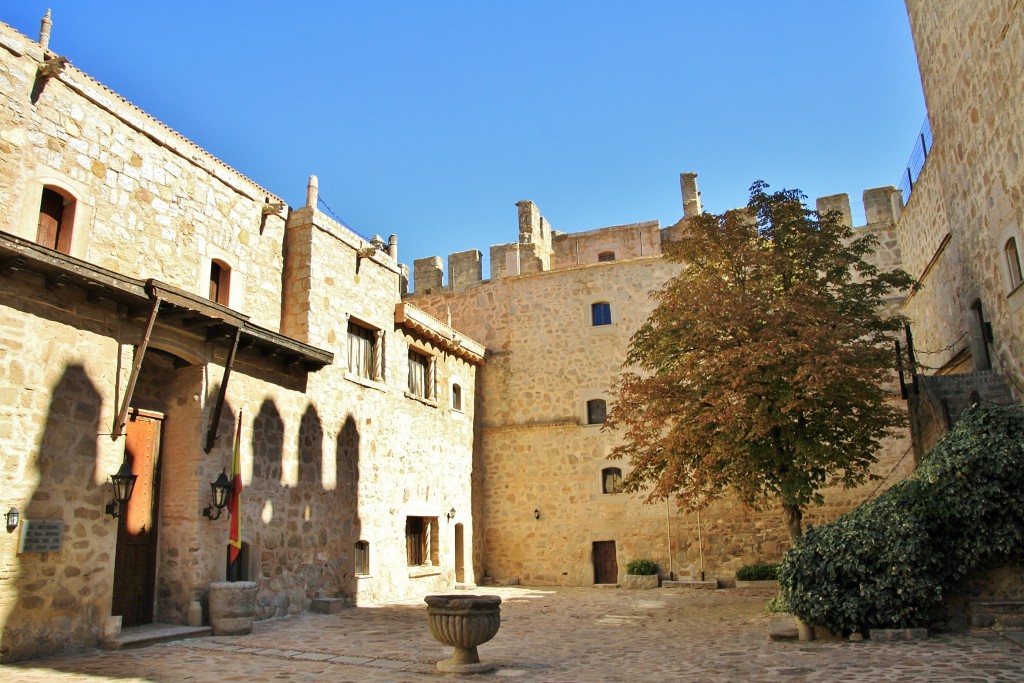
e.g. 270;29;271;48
208;581;257;636
622;574;659;589
425;594;502;673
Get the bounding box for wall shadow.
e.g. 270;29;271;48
2;364;103;662
336;415;362;599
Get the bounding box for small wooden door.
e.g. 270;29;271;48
593;540;618;584
111;411;163;627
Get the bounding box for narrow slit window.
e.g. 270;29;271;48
355;540;370;575
452;383;463;411
209;260;231;306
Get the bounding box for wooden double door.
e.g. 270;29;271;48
111;411;164;627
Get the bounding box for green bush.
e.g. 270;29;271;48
736;562;779;581
765;592;791;614
779;406;1024;635
626;559;658;575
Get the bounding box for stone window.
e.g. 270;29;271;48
36;186;75;254
591;302;612;326
408;348;435;400
1006;238;1022;290
602;467;623;495
452;383;463;411
209;259;231;306
348;321;383;381
406;516;438;566
598;251;616;262
587;399;607;425
354;540;370;575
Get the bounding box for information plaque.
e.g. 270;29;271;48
18;519;64;554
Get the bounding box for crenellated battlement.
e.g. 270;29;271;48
816;186;903;227
409;173;906;295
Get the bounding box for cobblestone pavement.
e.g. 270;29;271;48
8;586;1024;682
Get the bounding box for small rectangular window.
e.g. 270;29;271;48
587;399;607;425
37;187;75;254
348;322;380;380
405;516;438;566
602;467;623;494
598;251;616;262
452;383;463;411
591;302;612;326
355;540;370;575
209;260;231;306
408;349;434;399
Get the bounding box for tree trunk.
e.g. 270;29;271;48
782;503;803;541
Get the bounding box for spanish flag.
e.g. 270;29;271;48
228;413;243;566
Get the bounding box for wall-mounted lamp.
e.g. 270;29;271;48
203;470;233;521
446;507;456;521
5;507;19;533
105;459;138;518
533;509;541;520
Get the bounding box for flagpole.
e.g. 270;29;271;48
228;411;243;582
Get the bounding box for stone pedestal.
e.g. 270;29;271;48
208;581;257;636
425;594;501;673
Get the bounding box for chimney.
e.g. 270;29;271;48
39;9;52;52
305;175;318;209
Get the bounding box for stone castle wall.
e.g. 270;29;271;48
408;188;913;585
901;0;1024;390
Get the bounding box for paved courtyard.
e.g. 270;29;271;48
7;586;1024;682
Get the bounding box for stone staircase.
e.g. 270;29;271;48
968;601;1024;630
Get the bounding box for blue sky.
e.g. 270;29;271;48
5;2;925;278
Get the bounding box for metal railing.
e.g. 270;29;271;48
898;118;933;204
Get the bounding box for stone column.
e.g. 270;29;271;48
373;329;384;382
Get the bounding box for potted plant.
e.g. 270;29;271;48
623;559;659;589
735;562;780;589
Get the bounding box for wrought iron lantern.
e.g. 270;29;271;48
105;459;137;518
5;507;19;533
203;470;232;521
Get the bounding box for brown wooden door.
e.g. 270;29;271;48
593;540;618;584
111;411;163;627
